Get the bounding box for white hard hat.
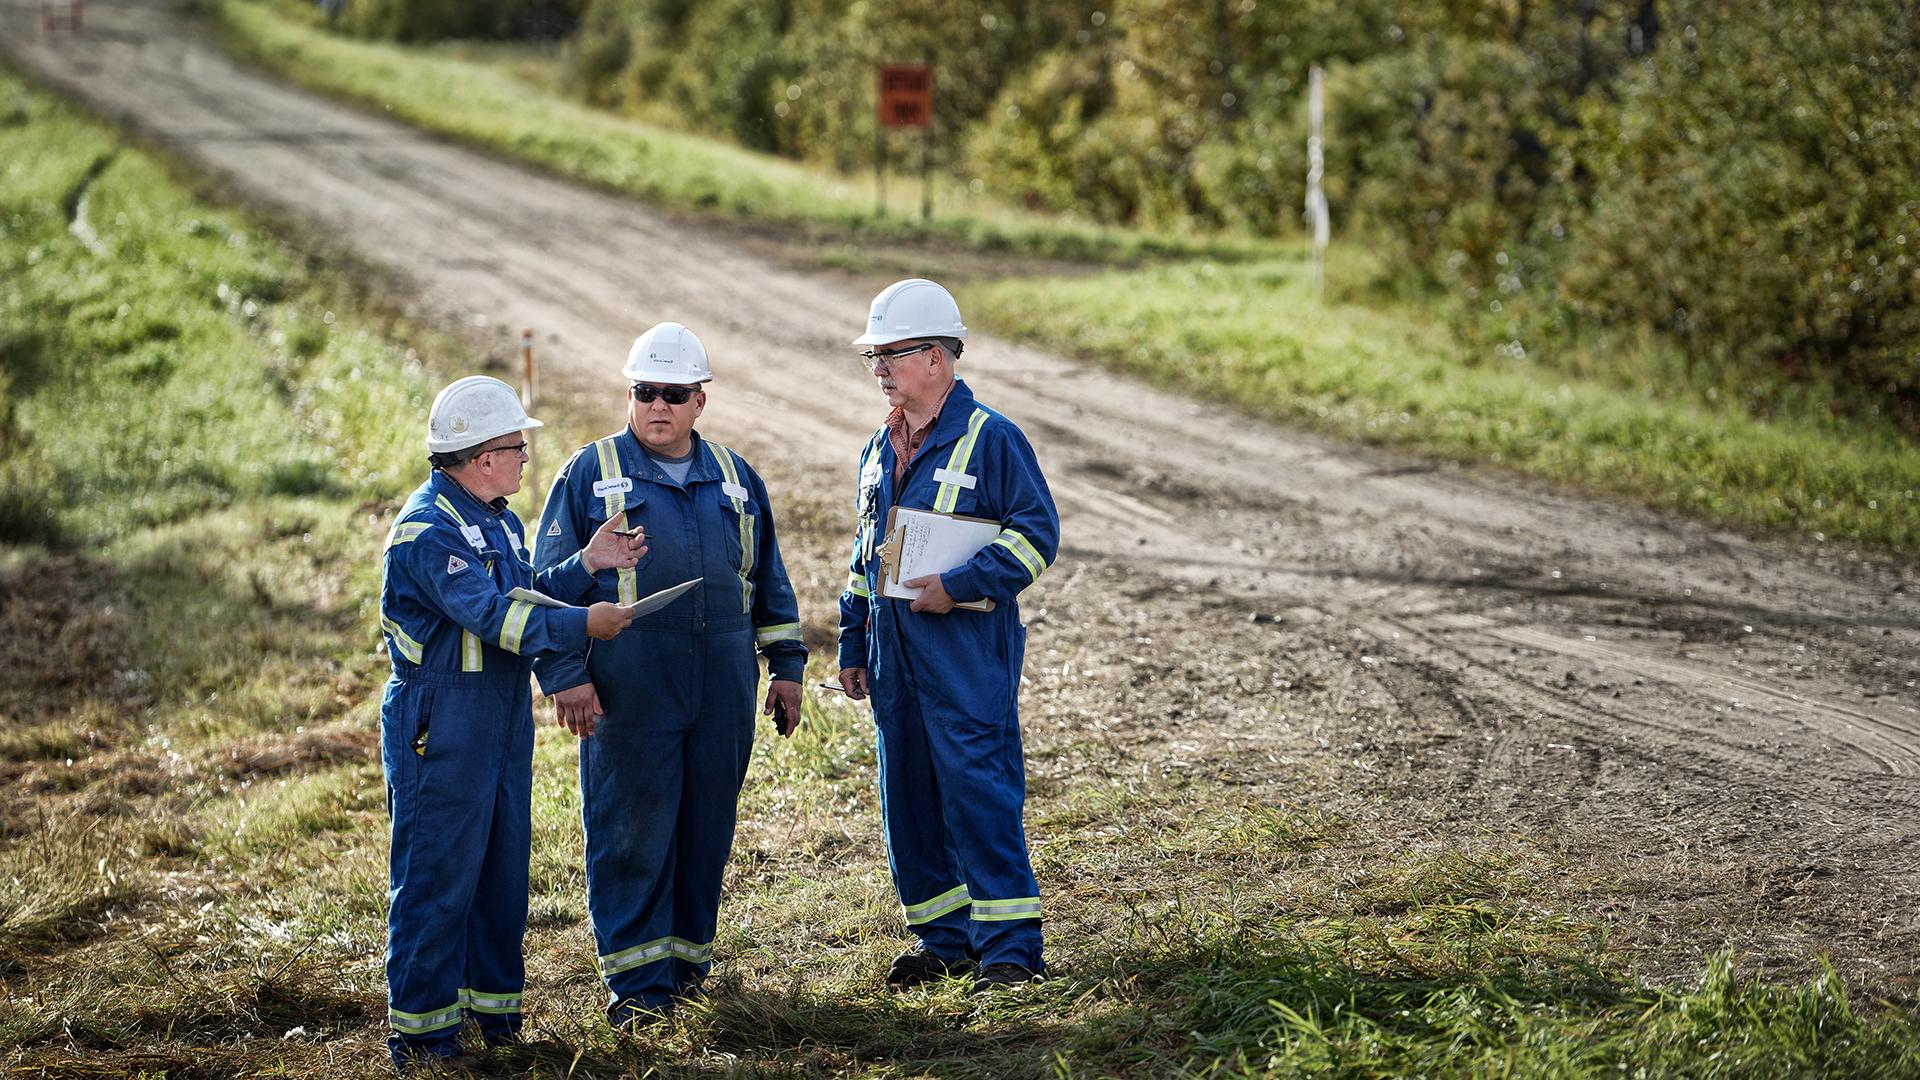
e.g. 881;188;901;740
852;278;968;347
425;375;542;454
622;322;712;385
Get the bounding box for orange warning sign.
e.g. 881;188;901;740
878;65;932;129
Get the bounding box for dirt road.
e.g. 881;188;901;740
9;0;1917;992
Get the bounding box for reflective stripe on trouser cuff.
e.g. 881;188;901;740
390;1001;463;1034
461;987;523;1015
903;884;971;925
754;621;802;646
970;896;1042;922
598;936;714;977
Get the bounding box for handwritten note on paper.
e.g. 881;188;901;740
882;508;1001;601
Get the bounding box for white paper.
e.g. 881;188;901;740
506;587;569;608
507;577;701;619
882;508;1000;601
620;577;702;617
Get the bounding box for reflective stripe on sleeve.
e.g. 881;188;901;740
499;599;534;654
389;1000;463;1034
708;443;755;615
845;571;872;600
932;409;990;514
754;622;802;646
969;896;1042;922
594;437;637;605
460;987;523;1016
380;617;424;664
903;884;971;925
387;521;430;547
461;629;483;672
992;528;1047;584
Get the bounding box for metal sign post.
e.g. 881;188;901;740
878;63;933;221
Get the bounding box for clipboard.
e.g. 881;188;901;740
878;506;998;612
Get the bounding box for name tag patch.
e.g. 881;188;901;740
932;468;977;490
459;524;486;550
593;477;633;498
860;461;883;487
721;481;751;503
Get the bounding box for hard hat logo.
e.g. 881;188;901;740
425;375;543;455
623;321;712;385
852;278;967;348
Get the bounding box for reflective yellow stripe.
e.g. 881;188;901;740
460;987;522;1015
433;494;469;528
499;599;534;654
754;622;802;646
594;437;637;605
386;521;430;547
461;629;482;672
709;443;754;615
970;896;1042;922
599;935;713;976
992;528;1046;584
933;409;989;513
846;572;872;600
389;1001;463;1034
903;884;971;925
381;617;424;663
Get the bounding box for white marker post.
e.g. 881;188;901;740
521;329;537;511
1305;64;1329;300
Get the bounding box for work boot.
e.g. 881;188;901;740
970;962;1044;994
607;995;675;1030
885;946;974;991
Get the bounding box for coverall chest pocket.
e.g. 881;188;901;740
588;491;653;574
718;493;758;573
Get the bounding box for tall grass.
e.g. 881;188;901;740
968;260;1920;549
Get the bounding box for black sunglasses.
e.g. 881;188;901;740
632;383;696;405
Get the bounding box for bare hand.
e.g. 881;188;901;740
581;515;648;573
551;683;603;737
904;574;956;614
763;678;803;738
836;667;869;701
586;601;637;640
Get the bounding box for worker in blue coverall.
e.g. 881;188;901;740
379;376;648;1070
532;322;808;1025
834;279;1060;994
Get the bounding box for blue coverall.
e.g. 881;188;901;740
532;428;806;1018
836;378;1060;971
377;471;592;1065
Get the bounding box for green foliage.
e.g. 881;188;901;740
340;0;582;42
1560;0;1920;410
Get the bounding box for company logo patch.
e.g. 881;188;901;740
446;555;469;575
592;477;634;498
546;521;562;537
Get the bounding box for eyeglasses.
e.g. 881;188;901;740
482;442;528;459
858;341;937;373
632;383;695;405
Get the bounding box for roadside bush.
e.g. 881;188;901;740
1560;0;1920;415
340;0;581;42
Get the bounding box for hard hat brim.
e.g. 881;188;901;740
426;415;543;455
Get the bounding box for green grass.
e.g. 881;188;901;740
209;0;1250;265
968;259;1920;549
6;61;1920;1079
